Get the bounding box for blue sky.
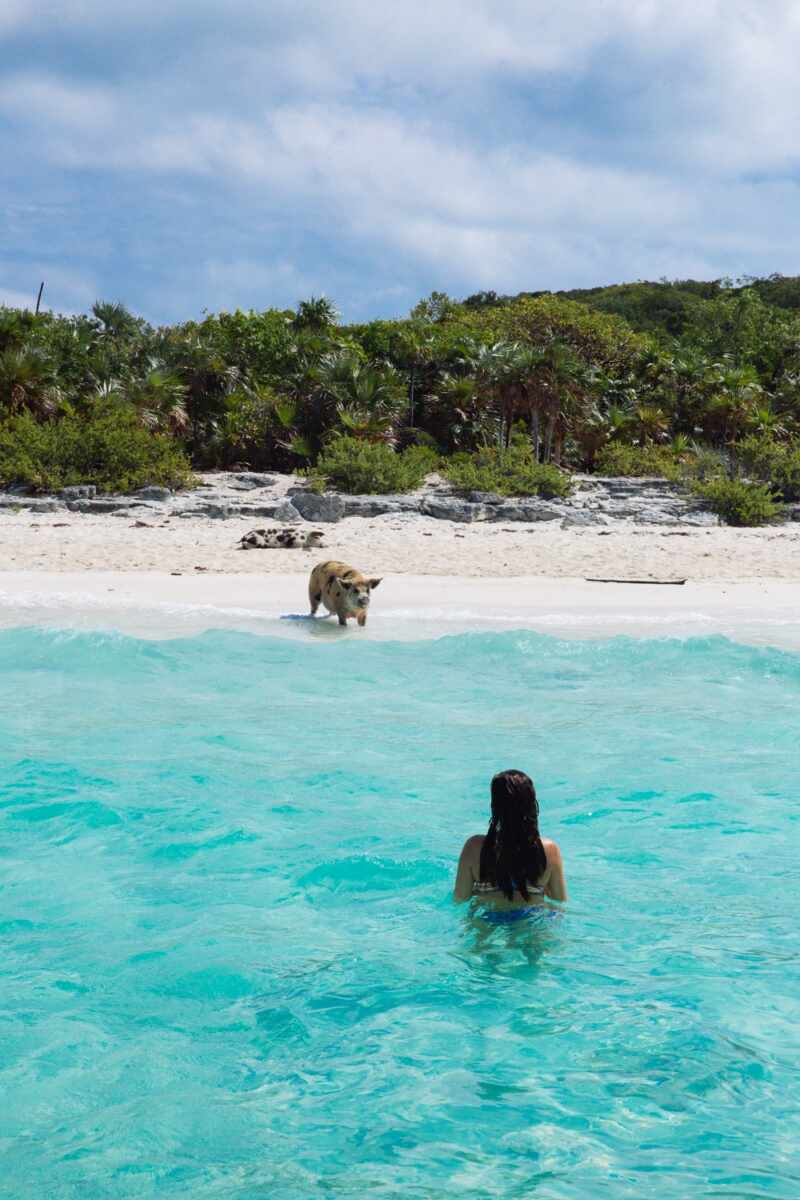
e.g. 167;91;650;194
2;1;799;323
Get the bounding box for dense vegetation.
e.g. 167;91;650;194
443;439;571;499
309;439;437;495
2;276;800;523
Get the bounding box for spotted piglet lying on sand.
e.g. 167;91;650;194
309;560;382;627
238;527;325;550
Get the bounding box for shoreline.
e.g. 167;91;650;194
1;570;798;649
1;505;800;581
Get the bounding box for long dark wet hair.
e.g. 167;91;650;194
479;770;547;901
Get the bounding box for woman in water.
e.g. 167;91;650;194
454;769;567;915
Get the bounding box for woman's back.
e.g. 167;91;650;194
455;833;566;908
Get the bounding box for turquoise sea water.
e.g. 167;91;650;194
1;625;799;1199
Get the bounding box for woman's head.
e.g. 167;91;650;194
490;769;539;828
481;769;545;900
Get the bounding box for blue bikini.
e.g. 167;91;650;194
472;879;554;924
481;906;558;925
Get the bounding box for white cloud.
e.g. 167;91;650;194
9;74;113;128
3;0;799;178
0;1;628;76
0;85;700;269
2;1;799;318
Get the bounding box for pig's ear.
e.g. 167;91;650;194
367;577;382;590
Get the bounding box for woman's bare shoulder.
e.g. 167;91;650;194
459;833;485;862
540;836;567;901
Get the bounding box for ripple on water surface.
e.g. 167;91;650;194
1;627;799;1198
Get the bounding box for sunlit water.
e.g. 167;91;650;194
1;626;799;1199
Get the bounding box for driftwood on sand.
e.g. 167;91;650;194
585;577;687;585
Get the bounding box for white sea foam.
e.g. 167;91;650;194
1;571;798;649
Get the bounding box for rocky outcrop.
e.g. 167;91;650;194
561;511;609;528
420;497;487;523
576;478;719;527
490;501;567;523
0;495;65;513
289;492;345;523
272;500;302;522
0;471;736;527
341;495;419;518
66;498;158;514
227;473;276;490
135;486;172;501
60;485;97;500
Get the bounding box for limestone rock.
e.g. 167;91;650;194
135;486;172;501
490;501;566;523
0;496;65;513
467;490;505;505
237;502;282;518
66;498;143;514
201;503;240;520
342;495;419;517
60;485;97;500
272;500;302;522
561;511;609;528
420;498;486;522
290;492;344;523
229;473;276;490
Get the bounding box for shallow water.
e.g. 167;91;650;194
1;627;799;1198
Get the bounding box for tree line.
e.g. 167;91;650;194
1;278;800;508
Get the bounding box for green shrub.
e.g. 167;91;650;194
443;441;571;498
308;436;438;494
694;477;782;526
402;443;440;476
733;435;800;502
769;451;800;503
0;408;195;493
594;442;681;479
682;446;728;483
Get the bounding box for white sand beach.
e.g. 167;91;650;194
1;500;798;645
0;566;797;650
1;504;799;580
